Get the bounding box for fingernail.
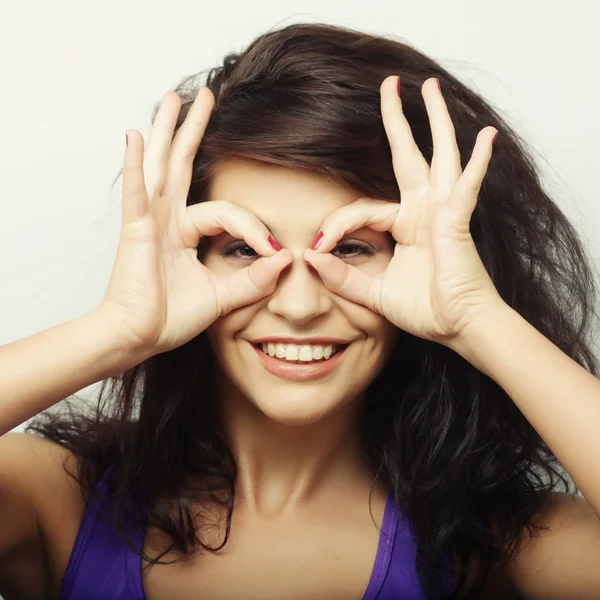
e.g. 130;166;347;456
126;132;129;147
311;231;324;251
268;235;281;251
436;78;441;92
397;76;401;96
492;130;499;144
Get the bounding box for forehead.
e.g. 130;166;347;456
206;158;361;232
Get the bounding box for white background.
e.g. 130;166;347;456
1;0;599;435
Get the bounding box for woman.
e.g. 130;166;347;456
1;22;599;599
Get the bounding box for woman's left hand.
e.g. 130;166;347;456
303;75;506;347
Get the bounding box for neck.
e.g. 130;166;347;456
217;379;373;516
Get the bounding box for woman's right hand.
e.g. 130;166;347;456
99;88;292;356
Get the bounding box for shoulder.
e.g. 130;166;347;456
0;432;89;597
0;431;84;512
455;491;600;599
501;491;600;598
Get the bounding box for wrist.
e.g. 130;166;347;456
87;306;155;372
446;301;518;376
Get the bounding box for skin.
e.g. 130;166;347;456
202;158;398;515
2;74;599;598
108;75;600;596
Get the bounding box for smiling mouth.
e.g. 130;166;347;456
252;342;351;364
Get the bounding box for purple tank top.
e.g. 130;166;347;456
59;468;451;599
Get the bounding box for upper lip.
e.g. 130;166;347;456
248;336;354;346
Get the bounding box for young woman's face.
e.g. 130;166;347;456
202;158;398;426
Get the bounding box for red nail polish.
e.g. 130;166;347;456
311;231;324;250
126;132;129;147
492;130;499;144
436;79;441;92
397;76;401;96
268;235;281;251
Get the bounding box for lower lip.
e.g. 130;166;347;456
250;343;350;382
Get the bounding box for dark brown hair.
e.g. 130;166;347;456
27;22;599;599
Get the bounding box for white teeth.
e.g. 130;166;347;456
298;346;313;361
259;342;338;362
285;345;299;361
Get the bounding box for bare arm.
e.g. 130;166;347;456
0;307;147;437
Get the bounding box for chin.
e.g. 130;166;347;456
246;388;350;427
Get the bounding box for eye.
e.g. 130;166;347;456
332;241;375;259
219;240;376;261
220;241;259;260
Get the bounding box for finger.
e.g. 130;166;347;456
215;250;293;314
303;248;380;311
447;127;497;220
185;200;282;257
380;75;430;191
313;198;399;254
162;88;215;201
143;92;182;200
421;77;463;197
122;129;149;223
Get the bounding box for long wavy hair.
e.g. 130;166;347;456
26;22;599;599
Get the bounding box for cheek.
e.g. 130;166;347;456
338;301;398;361
205;323;222;357
354;252;393;276
340;297;392;335
201;252;239;277
206;304;259;353
206;321;237;382
366;319;398;380
205;311;236;351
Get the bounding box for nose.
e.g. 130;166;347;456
266;250;333;325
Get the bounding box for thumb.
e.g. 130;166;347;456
303;249;377;309
216;249;293;314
